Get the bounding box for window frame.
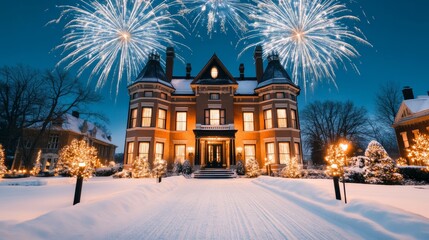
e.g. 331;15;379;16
291;109;298;129
47;134;59;149
138;142;150;160
209;93;220;100
277;108;288;128
204;109;225;125
130;108;138;128
155;142;164;160
126;142;134;164
243;112;254;131
141;107;152;127
175;144;186;162
279;142;291;164
266;142;275;163
158;109;167;129
244;144;256;161
176;112;187;131
264;109;273;129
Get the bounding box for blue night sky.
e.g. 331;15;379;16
0;0;428;152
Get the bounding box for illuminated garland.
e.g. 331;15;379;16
407;132;429;168
281;157;302;178
325;144;346;177
58;139;99;178
0;144;7;177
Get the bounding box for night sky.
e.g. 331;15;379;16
1;0;428;152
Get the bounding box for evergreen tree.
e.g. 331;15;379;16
281;157;302;178
57;139;99;178
245;158;260;178
172;160;182;175
152;158;167;178
236;160;245;175
407;132;429;167
363;140;402;184
325;144;346;178
132;156;151;178
0;144;7;177
182;160;192;175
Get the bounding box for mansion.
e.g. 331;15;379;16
124;46;302;169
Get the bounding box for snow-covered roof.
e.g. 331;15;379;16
404;96;429;113
171;79;193;94
236;81;257;95
394;96;429;125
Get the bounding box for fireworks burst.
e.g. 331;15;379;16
54;0;186;95
179;0;254;37
241;0;371;95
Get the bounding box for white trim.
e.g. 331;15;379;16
155;137;166;143
141;102;154;107
275;103;288;108
277;137;291;142
263;137;275;143
137;137;152;142
262;104;272;110
158;104;168;110
208;104;222;109
242;107;255;112
293;138;301;142
175;107;188;111
130;103;139;109
173;140;188;144
243;140;257;144
126;137;134;142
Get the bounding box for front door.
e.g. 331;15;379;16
207;144;223;168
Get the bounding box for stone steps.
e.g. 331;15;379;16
192;169;237;179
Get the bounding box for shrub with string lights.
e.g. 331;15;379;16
364;140;402;184
325;144;346;177
0;144;7;177
152;158;167;178
245;158;260;178
132;156;151;178
281;157;302;178
407;132;429;168
57;139;99;178
31;149;42;176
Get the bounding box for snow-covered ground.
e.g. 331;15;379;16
0;176;428;239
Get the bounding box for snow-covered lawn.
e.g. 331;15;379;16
0;176;428;239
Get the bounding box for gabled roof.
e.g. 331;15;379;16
394;96;429;126
191;54;237;85
256;54;297;89
133;53;174;89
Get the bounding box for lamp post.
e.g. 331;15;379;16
331;163;341;200
73;162;86;205
339;143;349;204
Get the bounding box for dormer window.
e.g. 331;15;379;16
211;67;218;79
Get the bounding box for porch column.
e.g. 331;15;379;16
195;138;200;165
231;138;236;165
201;140;205;167
226;140;230;169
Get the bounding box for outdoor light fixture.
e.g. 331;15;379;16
187;147;194;159
236;147;243;162
73;161;86;205
340;143;349;204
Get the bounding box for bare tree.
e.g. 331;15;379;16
301;100;370;165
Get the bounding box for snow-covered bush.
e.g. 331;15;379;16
182;160;192;175
172;160;182;175
324;144;346;177
301;169;329;179
57;139;99;178
396;157;408;166
0;144;7;177
406;132;429;167
112;170;131;178
344;156;368;183
236;160;245;175
363;140;403;184
280;157;302;178
398;166;429;183
152;158;167;177
245;158;260;178
132;157;151;178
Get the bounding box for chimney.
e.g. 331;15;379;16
186;63;192;79
72;111;79;118
239;63;245;80
166;47;175;81
427;91;429;96
254;46;263;82
402;86;414;100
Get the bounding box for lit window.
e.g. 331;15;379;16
401;132;409;148
277;109;287;128
279;142;290;164
264;109;273;129
126;142;134;164
141;108;152;127
244;145;256;161
138;142;150;160
266;143;275;163
47;134;59;149
291;110;298;129
205;109;225;125
243;112;254;131
211;67;219;79
210;93;220;100
155;142;164;159
158;109;166;129
294;143;301;162
176;112;187;131
175;144;186;162
130;108;137;128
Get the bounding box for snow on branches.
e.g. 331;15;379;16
280;157;302;178
245;158;260;178
132;156;151;178
407;132;429;168
58;139;99;178
325;144;346;177
0;144;7;177
152;158;167;178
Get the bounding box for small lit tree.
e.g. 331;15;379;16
152;158;167;179
364;140;402;184
132;156;151;178
325;144;346;177
58;139;99;178
281;157;302;178
245;158;260;178
407;133;429;167
0;144;7;177
32;149;42;176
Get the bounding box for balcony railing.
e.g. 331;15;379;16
195;124;235;130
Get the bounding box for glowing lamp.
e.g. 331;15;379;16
236;147;243;154
210;67;218;79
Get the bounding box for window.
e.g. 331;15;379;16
144;91;153;97
243;112;254;131
130;108;137;128
176;112;187;131
210;93;220;100
160;93;167;100
279;142;291;164
244;145;256;161
47;134;59;149
263;94;270;100
277;109;287;128
138;142;150;160
175;144;186;162
141;108;152;127
158;109;167;129
132;92;139;99
291;109;298;128
126;142;134;164
266;143;275;163
401;132;409;148
155;142;164;160
276;92;285;98
264;109;273;129
294;143;301;162
205;109;225;125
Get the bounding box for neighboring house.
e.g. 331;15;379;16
124;46;302;170
13;111;116;171
393;86;429;164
